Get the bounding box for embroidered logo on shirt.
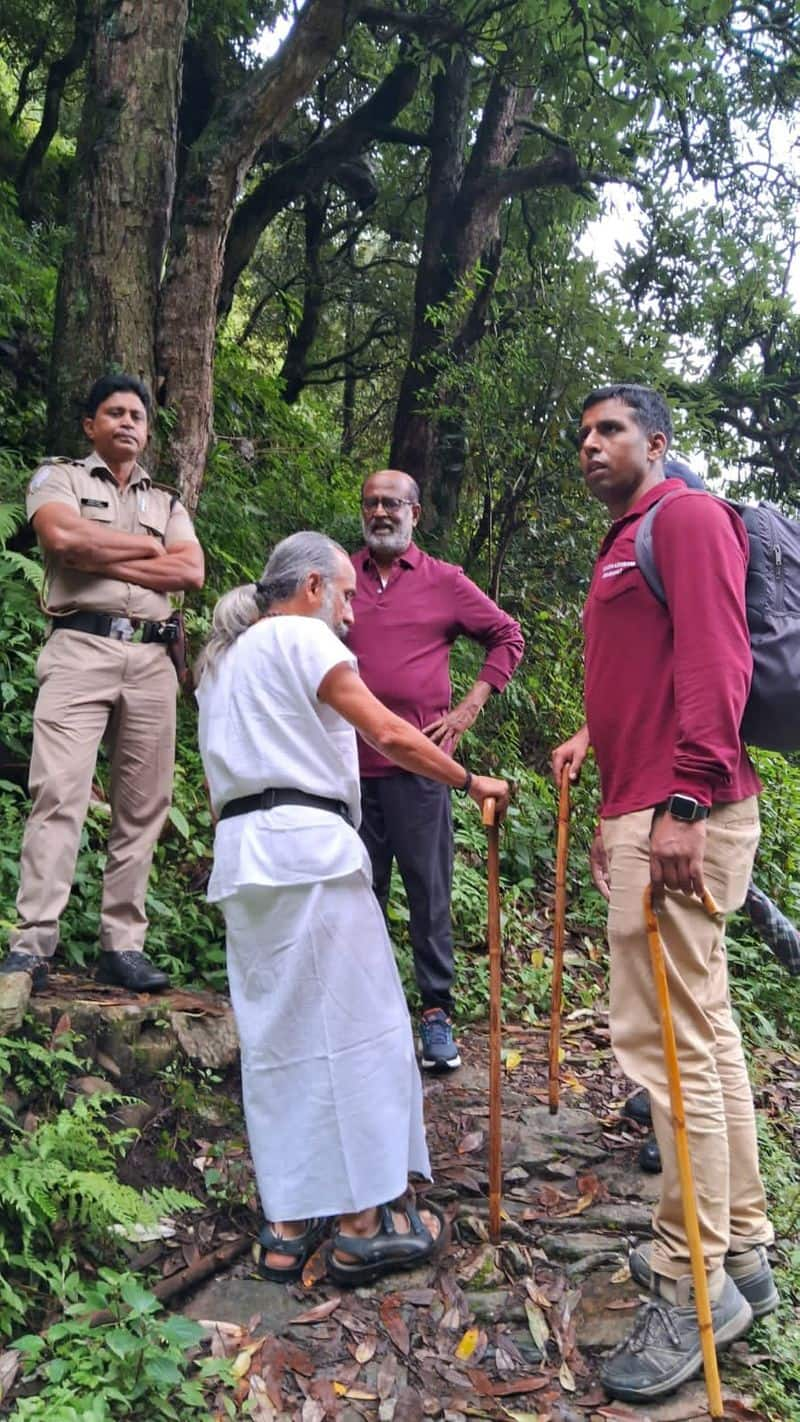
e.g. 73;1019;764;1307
29;470;50;492
601;560;637;579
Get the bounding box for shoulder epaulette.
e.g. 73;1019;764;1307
151;481;183;510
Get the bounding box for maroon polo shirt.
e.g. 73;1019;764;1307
584;479;761;818
349;542;525;776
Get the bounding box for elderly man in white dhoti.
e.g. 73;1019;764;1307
196;531;509;1286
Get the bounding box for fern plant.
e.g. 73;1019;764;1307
0;1093;197;1338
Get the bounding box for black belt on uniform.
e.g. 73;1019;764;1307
219;788;353;826
50;610;178;644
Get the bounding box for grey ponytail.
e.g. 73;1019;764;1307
197;530;346;679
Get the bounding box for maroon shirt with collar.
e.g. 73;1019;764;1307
349;542;525;776
584;478;761;818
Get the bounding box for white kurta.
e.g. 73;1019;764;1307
196;616;431;1218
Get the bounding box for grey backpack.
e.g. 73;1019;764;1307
635;486;800;752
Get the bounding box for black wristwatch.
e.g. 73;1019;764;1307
663;793;710;823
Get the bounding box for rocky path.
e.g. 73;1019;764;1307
180;1020;764;1422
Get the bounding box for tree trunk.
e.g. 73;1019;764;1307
155;0;354;511
341;286;357;455
390;68;593;537
279;193;326;404
389;52;472;499
47;0;189;453
16;0;99;221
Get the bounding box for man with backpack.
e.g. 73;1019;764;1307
552;384;776;1404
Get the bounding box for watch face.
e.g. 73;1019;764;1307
670;796;701;819
668;794;706;821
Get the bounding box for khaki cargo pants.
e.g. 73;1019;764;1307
601;797;773;1279
11;629;177;958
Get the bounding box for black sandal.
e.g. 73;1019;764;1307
326;1198;447;1287
254;1218;328;1282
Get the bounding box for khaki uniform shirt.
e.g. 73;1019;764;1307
26;452;199;622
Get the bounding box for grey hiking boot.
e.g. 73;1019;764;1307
630;1240;779;1318
600;1272;752;1403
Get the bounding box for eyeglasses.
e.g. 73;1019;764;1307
361;496;415;513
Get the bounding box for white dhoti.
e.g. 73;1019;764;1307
222;867;431;1222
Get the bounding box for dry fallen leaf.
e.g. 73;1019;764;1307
524;1282;552;1309
524;1301;549;1351
247;1375;278;1422
288;1295;342;1326
301;1245;328;1287
458;1130;484;1154
381;1296;411;1355
504;1049;523;1071
492;1378;549;1398
558;1360;576;1392
355;1334;378;1364
0;1350;21;1403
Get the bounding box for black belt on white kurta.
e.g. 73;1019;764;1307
218;788;353;826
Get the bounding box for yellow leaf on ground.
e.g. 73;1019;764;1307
231;1342;261;1380
455;1326;480;1360
504;1049;522;1071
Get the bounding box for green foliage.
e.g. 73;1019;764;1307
13;1270;230;1420
0;1021;87;1125
0;1088;197;1339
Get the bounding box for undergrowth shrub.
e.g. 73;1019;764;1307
0;1088;197;1339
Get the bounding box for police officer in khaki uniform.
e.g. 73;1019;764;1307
0;374;204;1004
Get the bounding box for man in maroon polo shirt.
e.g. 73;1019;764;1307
552;385;775;1404
348;469;524;1070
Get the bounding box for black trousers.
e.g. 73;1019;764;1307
359;773;454;1015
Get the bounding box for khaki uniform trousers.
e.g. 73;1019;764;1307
602;797;773;1280
11;629;177;959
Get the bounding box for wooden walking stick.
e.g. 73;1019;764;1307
483;796;503;1243
644;884;724;1420
548;766;571;1114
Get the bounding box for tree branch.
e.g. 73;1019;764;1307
218;58;420;318
16;0;99;219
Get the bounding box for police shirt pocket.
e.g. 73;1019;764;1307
137;503;169;540
80;500;112;523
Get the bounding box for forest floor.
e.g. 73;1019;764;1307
10;978;799;1421
180;1019;779;1422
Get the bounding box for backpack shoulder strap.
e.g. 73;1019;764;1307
634;487;707;606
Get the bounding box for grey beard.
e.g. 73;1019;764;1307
363;525;410;558
315;585;349;641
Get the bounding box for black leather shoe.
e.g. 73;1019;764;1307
95;951;170;992
0;951;49;992
624;1088;652;1127
638;1134;662;1173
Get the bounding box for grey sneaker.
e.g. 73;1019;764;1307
601;1272;752;1402
630;1240;779;1318
419;1009;461;1070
